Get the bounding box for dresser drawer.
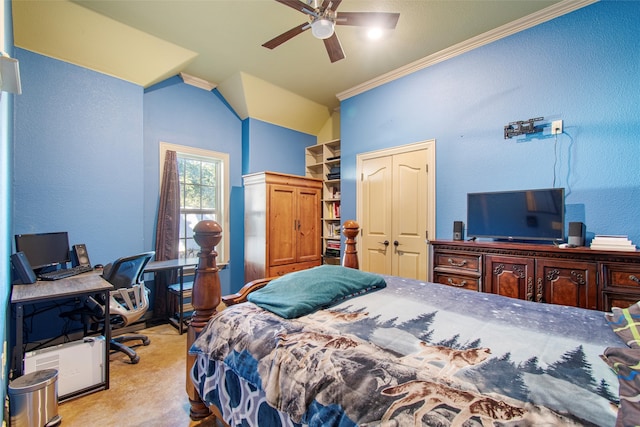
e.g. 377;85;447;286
433;272;480;292
601;263;640;290
602;292;639;312
268;261;321;277
433;252;481;274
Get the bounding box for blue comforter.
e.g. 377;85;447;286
190;275;623;426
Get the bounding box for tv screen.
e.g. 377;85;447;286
467;188;565;242
15;232;71;270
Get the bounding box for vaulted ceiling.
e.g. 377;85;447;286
12;0;592;134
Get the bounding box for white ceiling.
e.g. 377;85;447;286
12;0;592;132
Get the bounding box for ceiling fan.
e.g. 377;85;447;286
262;0;400;63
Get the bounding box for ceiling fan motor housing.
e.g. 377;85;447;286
311;19;335;39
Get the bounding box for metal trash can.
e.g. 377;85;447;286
8;369;62;427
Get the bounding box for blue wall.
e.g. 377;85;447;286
341;1;640;245
142;77;243;293
242;117;316;175
13;49;145;264
11;51;313;298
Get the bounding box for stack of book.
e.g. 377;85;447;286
325;239;341;258
326;222;341;238
590;235;637;252
326;166;340;180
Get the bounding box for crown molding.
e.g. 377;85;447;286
180;72;217;91
336;0;598;102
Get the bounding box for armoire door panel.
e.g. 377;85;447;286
297;187;322;262
268;185;297;266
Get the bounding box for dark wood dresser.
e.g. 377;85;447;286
429;240;640;311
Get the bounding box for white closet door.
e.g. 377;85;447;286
357;140;435;280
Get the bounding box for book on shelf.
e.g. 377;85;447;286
330;187;341;199
590;235;636;251
591;235;632;244
325;249;340;258
326;201;340;219
326;241;341;250
590;244;637;252
326;222;340;238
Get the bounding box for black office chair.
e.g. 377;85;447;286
100;251;155;364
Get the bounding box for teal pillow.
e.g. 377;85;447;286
247;265;386;319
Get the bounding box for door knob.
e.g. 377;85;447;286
393;240;400;247
379;240;389;246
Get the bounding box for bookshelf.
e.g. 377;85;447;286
305;139;341;264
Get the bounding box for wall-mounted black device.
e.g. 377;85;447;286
504;117;544;139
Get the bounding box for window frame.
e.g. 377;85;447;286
159;141;230;264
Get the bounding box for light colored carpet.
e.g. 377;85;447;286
58;324;223;427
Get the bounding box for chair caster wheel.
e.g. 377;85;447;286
142;338;151;346
131;355;140;364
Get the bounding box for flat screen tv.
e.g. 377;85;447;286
467;188;565;242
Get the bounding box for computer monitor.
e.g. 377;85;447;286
15;232;71;270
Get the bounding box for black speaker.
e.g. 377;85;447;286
453;221;464;241
72;243;92;267
568;222;585;247
11;251;37;284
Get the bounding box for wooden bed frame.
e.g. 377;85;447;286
185;219;361;421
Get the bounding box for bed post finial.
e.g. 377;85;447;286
342;220;359;269
187;220;222;420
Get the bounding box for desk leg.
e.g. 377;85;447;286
102;289;110;390
13;303;24;379
179;266;184;335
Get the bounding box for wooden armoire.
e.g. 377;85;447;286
243;171;322;282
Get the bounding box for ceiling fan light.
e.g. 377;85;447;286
367;27;383;40
311;19;334;39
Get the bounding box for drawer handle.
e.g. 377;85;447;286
447;278;467;287
630;275;639;284
447;258;467;267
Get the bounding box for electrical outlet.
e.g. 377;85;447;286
551;120;563;135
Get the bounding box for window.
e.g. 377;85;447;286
160;142;229;264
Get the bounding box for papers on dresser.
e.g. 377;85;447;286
590;235;637;251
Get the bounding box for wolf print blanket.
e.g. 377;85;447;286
190;275;624;426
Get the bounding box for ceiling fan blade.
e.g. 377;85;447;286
262;23;310;49
323;33;345;63
321;0;343;11
276;0;316;16
336;11;400;29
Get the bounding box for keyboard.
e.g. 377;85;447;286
39;265;94;281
